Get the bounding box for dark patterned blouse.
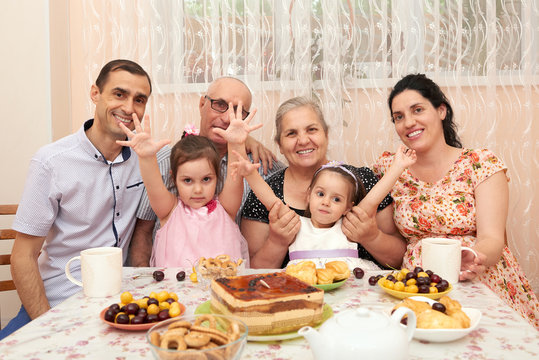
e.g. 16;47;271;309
241;165;393;268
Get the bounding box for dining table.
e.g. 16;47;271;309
0;267;537;359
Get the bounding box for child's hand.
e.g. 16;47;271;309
116;113;171;158
393;144;417;169
214;102;262;145
229;150;261;179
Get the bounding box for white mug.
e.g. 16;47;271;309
65;247;122;297
421;238;477;284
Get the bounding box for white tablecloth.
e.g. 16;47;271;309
1;268;537;359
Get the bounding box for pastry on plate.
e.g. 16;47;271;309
316;268;336;285
324;261;350;281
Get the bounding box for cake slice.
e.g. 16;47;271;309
210;272;324;335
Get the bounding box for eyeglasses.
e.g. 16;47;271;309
204;95;250;120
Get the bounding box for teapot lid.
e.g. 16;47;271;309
336;308;389;330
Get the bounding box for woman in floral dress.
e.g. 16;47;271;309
373;74;538;328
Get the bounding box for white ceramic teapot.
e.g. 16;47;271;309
299;307;416;360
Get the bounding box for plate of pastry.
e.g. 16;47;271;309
285;260;351;291
313;279;347;291
393;296;481;342
195;301;334;342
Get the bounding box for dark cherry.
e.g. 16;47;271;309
153;270;165;281
115;313;129;324
429;274;442;284
413;266;423;274
147;298;159;306
108;303;121;313
417;277;430;286
157;309;170;321
368;276;378;286
375;274;384;282
131;315;146;325
432;302;447;313
125;302;140;315
166;298;175;304
146;314;159;323
136;308;148;318
435;283;446;293
104;309;116;322
426;270;433;276
438;279;449;291
176;271;186;281
353;267;364;279
405;272;417;281
417;284;430;293
386;274;396;282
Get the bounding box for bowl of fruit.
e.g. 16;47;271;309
372;267;452;300
146;313;248;360
100;290;186;331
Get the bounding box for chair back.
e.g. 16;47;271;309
0;204;17;292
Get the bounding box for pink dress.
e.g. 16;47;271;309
373;148;539;329
150;198;249;268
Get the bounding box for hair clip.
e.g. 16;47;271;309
184;124;200;136
316;160;359;194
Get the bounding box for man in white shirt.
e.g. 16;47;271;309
1;60;152;340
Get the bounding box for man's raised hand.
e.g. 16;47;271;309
116;113;170;158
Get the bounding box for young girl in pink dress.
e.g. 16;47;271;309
118;105;260;267
374;73;538;328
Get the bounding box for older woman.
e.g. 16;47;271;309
373;73;538;328
240;96;406;269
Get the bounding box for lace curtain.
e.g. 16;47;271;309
79;0;538;292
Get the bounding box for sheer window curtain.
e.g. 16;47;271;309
78;0;538;292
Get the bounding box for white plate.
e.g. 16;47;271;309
402;296;482;342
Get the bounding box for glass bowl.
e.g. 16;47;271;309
196;257;245;288
146;314;248;360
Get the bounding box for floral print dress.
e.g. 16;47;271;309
373;148;539;329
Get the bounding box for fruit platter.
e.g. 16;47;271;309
100;290;186;331
372;267;452;300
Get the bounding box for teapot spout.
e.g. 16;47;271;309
299;326;329;360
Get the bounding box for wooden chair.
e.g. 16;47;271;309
0;204;17;292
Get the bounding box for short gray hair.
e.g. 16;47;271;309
274;96;328;144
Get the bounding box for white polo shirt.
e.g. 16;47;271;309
13;120;143;307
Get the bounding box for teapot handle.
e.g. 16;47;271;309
391;307;416;342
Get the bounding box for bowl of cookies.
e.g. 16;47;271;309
197;255;245;286
392;296;481;342
146;313;248;360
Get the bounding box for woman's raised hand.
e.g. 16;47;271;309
214;101;262;146
116;113;171;158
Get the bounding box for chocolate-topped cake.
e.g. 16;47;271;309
210;272;324;335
